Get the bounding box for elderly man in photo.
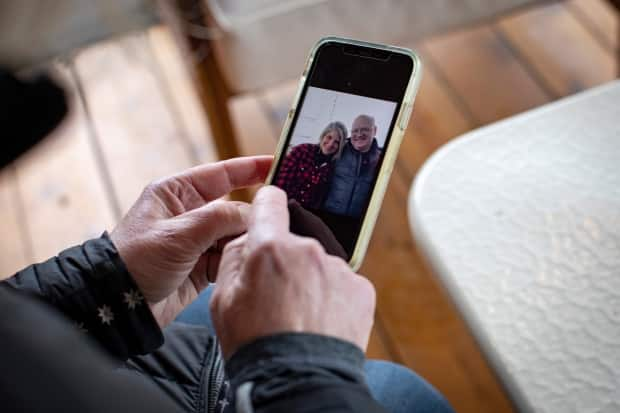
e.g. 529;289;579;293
323;114;383;217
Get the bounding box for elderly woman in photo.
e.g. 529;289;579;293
275;121;347;209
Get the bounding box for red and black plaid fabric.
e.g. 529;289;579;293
275;143;334;209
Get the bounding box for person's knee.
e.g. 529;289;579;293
364;360;454;413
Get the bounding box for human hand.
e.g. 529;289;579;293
287;199;347;259
210;186;376;359
110;156;272;327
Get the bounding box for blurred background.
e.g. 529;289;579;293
0;1;618;412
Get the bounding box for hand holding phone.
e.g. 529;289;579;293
267;37;422;269
211;186;376;358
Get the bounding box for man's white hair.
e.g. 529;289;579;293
355;114;375;127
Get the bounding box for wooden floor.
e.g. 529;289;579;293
1;1;617;411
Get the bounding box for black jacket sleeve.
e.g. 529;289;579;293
225;333;387;413
0;283;181;413
2;232;163;360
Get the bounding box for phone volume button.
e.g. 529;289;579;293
399;103;413;130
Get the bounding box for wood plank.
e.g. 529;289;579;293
230;94;279;157
227;94;280;199
147;26;217;165
0;168;30;278
366;320;393;360
498;2;616;97
566;0;619;52
422;26;549;124
260;79;300;135
395;63;473;183
73;35;196;213
14;68;116;263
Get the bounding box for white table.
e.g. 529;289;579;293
409;80;620;413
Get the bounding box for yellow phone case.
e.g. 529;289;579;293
266;36;423;271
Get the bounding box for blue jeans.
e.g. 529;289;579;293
177;286;454;413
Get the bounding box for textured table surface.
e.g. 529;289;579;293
409;80;620;413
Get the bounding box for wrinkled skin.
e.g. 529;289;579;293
110;156;272;327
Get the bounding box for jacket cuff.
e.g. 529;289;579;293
226;333;366;377
225;333;368;406
75;232;164;358
6;232;163;359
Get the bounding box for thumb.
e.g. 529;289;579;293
174;200;251;252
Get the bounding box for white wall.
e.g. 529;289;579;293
287;86;397;150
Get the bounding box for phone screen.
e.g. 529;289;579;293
271;40;414;260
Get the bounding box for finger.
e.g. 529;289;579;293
247;185;290;249
188;254;210;293
288;200;347;259
207;234;241;254
181;156;273;202
206;252;222;283
177;200;251;251
187;249;222;287
215;234;248;286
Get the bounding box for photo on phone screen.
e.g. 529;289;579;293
270;39;416;263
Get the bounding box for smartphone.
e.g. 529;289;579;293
266;37;422;270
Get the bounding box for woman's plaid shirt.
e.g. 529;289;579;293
274;143;334;209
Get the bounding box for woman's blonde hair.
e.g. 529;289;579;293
318;121;348;160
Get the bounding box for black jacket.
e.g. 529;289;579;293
1;233;386;412
323;139;382;217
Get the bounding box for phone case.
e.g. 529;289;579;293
266;36;423;271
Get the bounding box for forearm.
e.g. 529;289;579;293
3;232;162;360
226;333;387;413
